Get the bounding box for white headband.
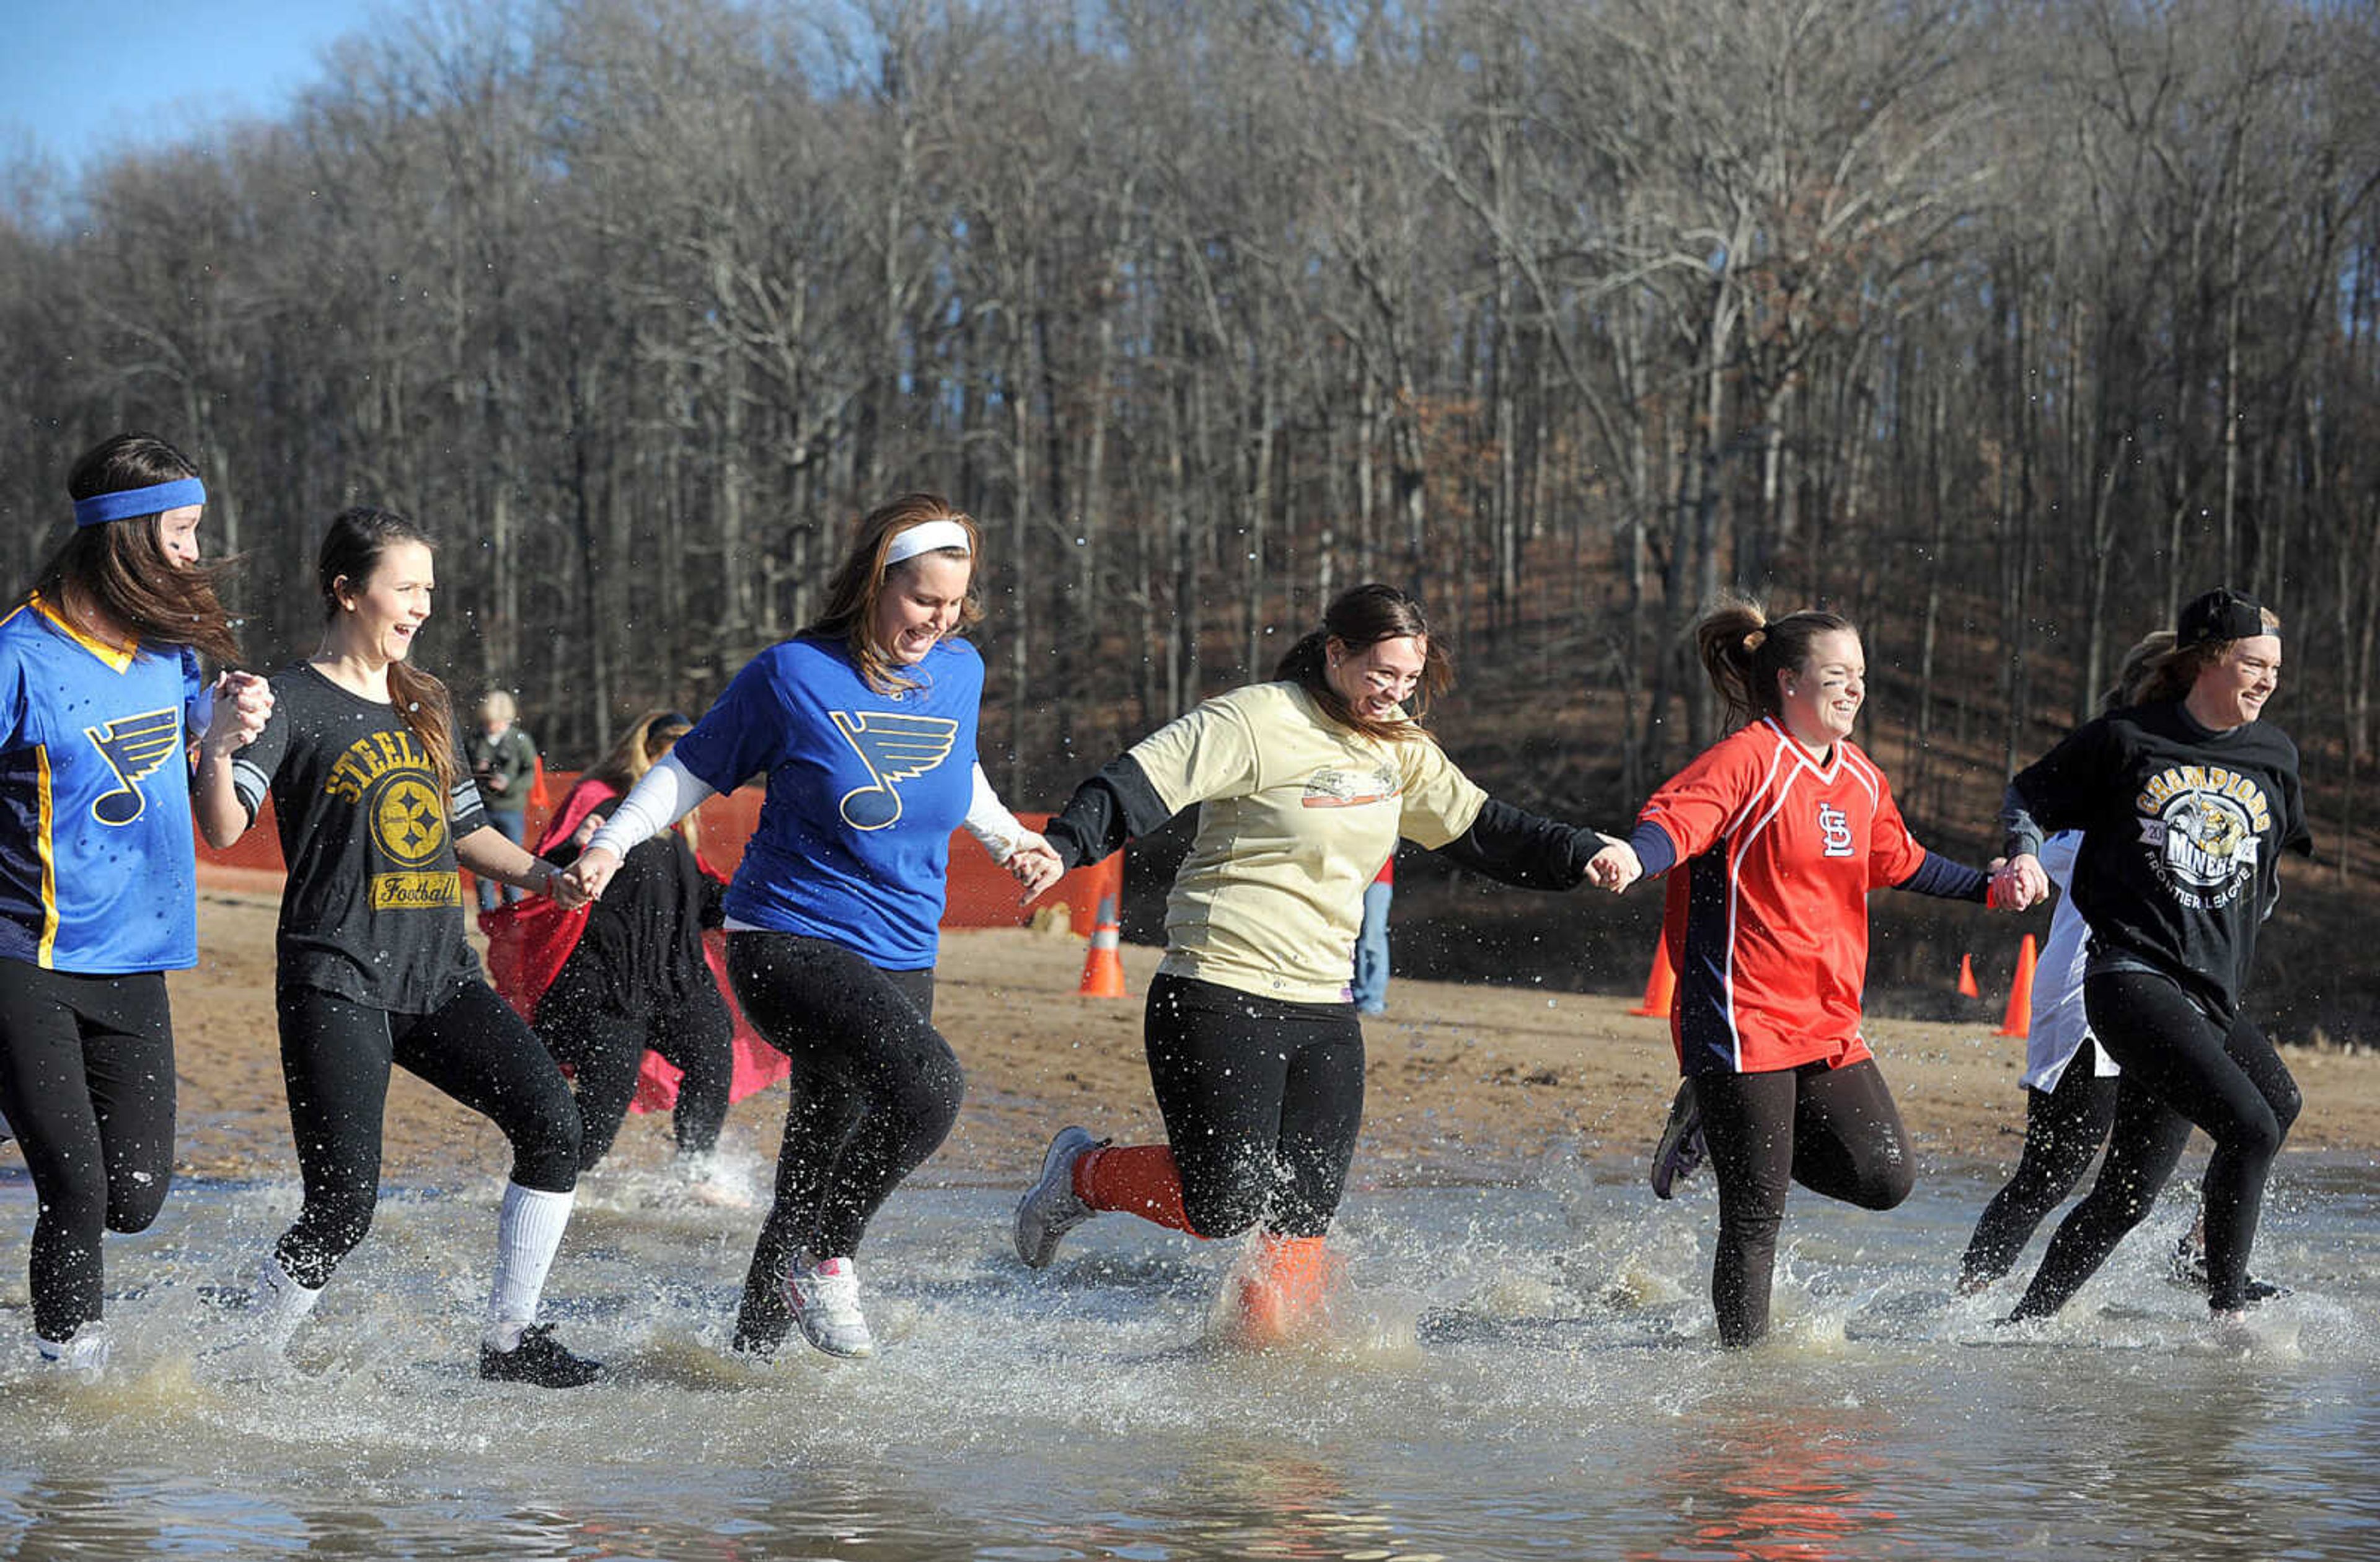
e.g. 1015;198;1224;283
884;519;972;567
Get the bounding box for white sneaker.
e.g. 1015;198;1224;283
1015;1126;1099;1269
37;1323;110;1373
785;1253;875;1358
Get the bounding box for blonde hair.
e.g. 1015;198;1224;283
584;709;699;850
478;690;518;725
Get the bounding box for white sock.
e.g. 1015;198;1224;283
484;1181;575;1351
252;1251;324;1350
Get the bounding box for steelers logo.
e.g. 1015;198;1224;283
372;776;447;865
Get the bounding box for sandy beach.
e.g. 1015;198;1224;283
162;889;2380;1189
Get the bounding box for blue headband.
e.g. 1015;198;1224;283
73;477;207;529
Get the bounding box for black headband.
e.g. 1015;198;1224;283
2176;588;2271;650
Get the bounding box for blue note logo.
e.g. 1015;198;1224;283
82;707;180;826
829;710;959;829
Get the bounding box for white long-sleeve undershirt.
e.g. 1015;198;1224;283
584;754;1036;863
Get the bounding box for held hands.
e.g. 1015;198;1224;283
1586;839;1643;894
553;845;621;911
1989;854;2050;912
1007;833;1066;905
204;670;274;755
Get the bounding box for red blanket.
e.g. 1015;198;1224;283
480;778;788;1113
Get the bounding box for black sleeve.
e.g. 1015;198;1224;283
2279;742;2315;858
2003;717;2113;858
1041;753;1179;868
1429;796;1600;891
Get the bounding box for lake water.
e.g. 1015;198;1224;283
0;1149;2373;1560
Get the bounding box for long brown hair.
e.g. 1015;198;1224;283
1272;583;1453;743
317;506;459;800
2108;630;2175;711
801;493;984;696
1693;593;1858;728
2133;608;2281;705
38;431;241;665
583;708;699;851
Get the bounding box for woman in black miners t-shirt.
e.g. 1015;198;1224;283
194;506;604;1388
1996;588;2312;1323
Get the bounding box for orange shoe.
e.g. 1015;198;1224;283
1232;1233;1336;1347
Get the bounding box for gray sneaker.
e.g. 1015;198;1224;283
1015;1126;1100;1269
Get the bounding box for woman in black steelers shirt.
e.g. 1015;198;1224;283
194;506;602;1387
1994;588;2311;1323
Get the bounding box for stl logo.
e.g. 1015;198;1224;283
1817;801;1854;858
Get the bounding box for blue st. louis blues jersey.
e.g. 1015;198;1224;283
0;594;207;973
672;634;981;969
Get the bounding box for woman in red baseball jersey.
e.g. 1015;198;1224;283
1587;596;2012;1346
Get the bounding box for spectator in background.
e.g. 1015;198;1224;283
467;690;540;909
1353;855;1394;1016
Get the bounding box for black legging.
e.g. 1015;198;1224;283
274;981;583;1289
1697;1058;1915;1348
1960;1040;2121;1287
0;966;177;1341
725;932;961;1352
2011;966;2298;1318
1145;972;1366;1240
536;950;734;1169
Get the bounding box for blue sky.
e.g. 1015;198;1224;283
0;0;381;174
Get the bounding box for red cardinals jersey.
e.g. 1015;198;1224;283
1639;719;1927;1075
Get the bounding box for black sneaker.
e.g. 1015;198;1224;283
478;1323;606;1388
1649;1079;1706;1200
2171;1230;2288;1304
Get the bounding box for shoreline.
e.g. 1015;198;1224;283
156;892;2380;1191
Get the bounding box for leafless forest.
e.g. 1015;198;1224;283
6;0;2379;889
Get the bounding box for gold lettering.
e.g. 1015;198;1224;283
371;871;462;910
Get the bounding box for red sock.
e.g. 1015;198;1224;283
1235;1232;1334;1344
1075;1143;1199;1234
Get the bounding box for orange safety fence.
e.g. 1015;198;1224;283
195;770;1115;938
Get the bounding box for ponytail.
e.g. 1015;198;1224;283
1692;592;1856;728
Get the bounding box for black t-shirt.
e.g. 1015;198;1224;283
2009;700;2312;1018
231;664;489;1011
544;796;722;1014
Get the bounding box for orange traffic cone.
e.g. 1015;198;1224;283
1996;934;2037;1037
1076;892;1127;997
1629;938;1677;1018
1957;953;1981;999
1231;1232;1336;1347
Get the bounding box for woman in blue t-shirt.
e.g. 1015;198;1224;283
563;493;1045;1361
0;432;270;1369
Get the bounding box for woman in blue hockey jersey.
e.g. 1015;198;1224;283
0;432;271;1369
561;493;1044;1361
